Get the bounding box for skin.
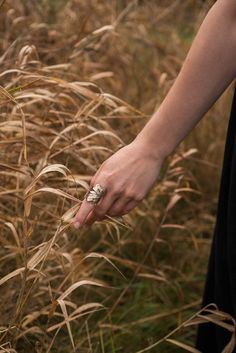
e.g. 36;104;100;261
73;0;236;229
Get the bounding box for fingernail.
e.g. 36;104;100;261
74;221;82;229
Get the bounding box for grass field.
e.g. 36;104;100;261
0;1;235;352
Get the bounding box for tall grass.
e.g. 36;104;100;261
0;0;235;352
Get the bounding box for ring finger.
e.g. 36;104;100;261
107;198;137;217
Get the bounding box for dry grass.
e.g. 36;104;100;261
0;0;235;352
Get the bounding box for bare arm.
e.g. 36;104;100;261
135;0;236;160
74;0;236;228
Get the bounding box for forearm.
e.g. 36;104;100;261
135;0;236;161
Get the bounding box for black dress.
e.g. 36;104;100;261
196;82;236;352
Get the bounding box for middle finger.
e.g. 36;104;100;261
84;189;120;225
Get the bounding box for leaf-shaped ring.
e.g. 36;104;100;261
85;183;107;204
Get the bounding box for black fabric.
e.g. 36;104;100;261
196;82;236;352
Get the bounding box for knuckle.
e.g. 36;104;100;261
124;189;137;199
108;210;117;216
135;193;145;201
102;172;113;183
111;185;123;196
93;172;112;187
125;191;144;201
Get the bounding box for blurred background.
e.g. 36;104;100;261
0;0;234;352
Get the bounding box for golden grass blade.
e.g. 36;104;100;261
22;311;47;328
57;299;75;351
174;187;202;195
0;268;24;287
4;222;21;248
90;71;114;81
195;314;235;332
204;308;236;320
24;164;70;195
84;252;127;280
47;303;104;333
169;148;198;167
92;25;114;35
166;194;182;212
49;124;79;150
161;224;186;229
50;130;125;158
27;243;51;270
24;163;71;217
221;331;236;353
166;339;201;353
25;187;79;203
71;302;105;318
58;280;107;301
0;85;27;162
15;326;43;340
137;273;167;282
0;348;17;353
61;204;81;223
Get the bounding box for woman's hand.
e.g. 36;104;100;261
73;138;165;229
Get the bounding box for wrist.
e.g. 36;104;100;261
134;107;179;162
133;132;170;164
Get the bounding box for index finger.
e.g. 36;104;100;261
73;192;95;229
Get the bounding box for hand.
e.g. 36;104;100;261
73;138;165;229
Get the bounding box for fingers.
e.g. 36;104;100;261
73;187;119;229
122;199;138;214
85;197;138;226
106;197;137;217
72;167;105;229
73;192;96;229
85;195;117;225
73;163;145;229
